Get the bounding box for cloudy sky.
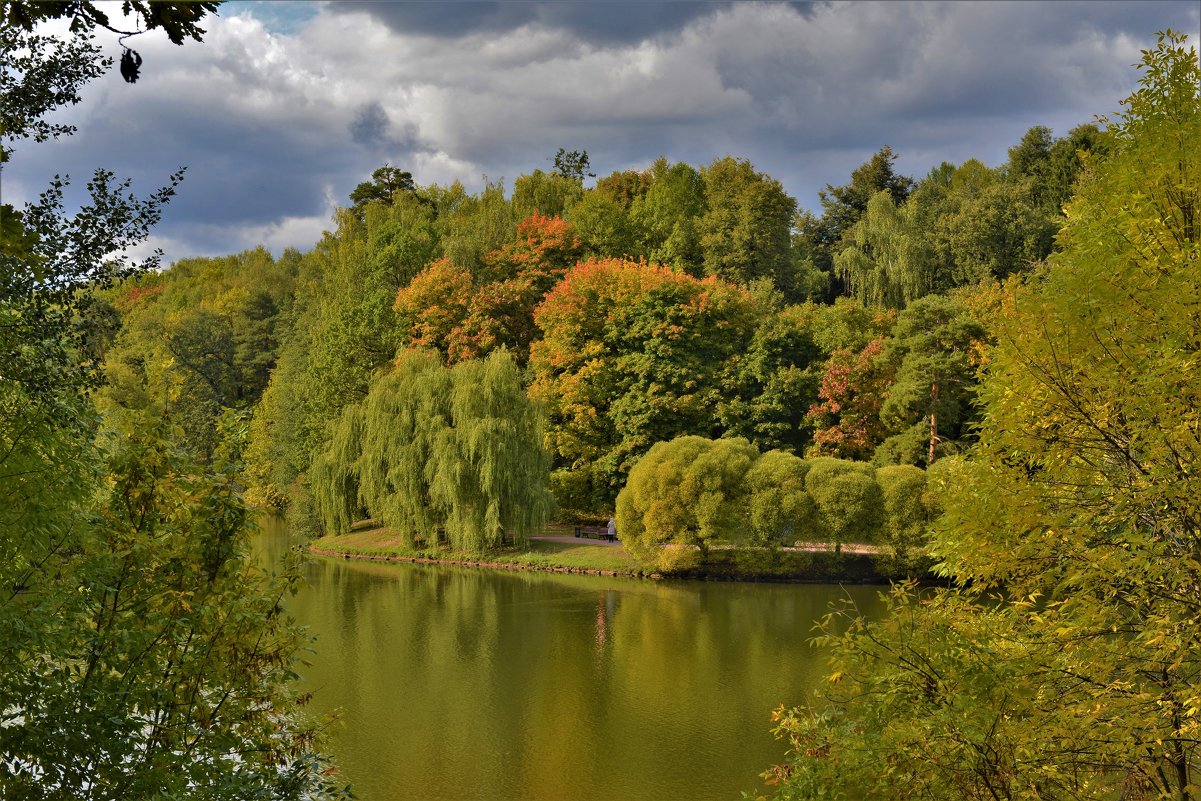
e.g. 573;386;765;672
4;0;1198;265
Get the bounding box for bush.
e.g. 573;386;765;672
615;435;757;566
875;463;929;567
744;449;817;546
805;457;884;551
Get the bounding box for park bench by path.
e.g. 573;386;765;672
574;525;618;543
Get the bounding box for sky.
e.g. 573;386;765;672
3;0;1199;266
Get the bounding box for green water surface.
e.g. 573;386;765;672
258;520;885;801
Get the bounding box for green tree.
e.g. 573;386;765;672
512;169;585;220
803;457;883;552
628;158;706;274
349;163;418;217
718;303;824;454
615;435;757;567
801;145;915;286
762;31;1201;801
0;11;345;796
875;294;986;466
320;349;552;551
834;189;938;308
552;147;595;183
874;463;929;569
698;156;797;289
529;258;761;514
744;449;817;547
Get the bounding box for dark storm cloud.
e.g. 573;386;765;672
350;102;390;147
324;1;819;44
5;0;1196;264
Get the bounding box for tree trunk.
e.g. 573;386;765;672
929;379;939;464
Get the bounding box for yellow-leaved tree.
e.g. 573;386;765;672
762;31;1200;801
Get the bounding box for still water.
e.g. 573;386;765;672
257;520;886;801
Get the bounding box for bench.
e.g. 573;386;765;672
574;525;617;542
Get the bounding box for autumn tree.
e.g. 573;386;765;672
530;258;761;514
805;338;894;460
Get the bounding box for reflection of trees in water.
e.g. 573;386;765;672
283;547;888;800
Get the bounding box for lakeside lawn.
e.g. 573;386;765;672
309;522;901;582
310;523;647;574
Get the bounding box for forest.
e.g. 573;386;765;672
2;0;1198;796
94;113;1098;562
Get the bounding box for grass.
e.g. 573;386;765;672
309;524;647;575
307;522;916;583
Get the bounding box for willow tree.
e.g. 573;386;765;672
330;348;550;551
764;32;1201;801
834;190;937;308
615;435;758;567
430;350;553;550
310;403;366;537
356;349;450;546
743;449;817;547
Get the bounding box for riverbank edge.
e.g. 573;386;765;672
306;543;909;584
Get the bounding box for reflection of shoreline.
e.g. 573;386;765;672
307;546;649;579
307;545;895;587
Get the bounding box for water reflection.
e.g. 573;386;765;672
255;518;885;801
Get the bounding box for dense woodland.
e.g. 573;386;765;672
2;0;1198;796
95;112;1102;559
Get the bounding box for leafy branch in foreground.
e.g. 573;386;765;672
759;30;1201;801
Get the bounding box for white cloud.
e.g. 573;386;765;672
4;0;1196;264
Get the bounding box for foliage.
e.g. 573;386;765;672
806;338;894;460
875;294;986;466
316;348;552;552
0;419;347;799
615;435;757;566
743;449;817;547
310;403;365;538
0;12;348;793
513;169;585;220
349;163;417;217
529;258;761;514
873;463;928;567
762;31;1201;801
394;213;583;364
718;303;824;454
803;457;883;551
628;158;706;275
98;248;295;459
0;19;105;162
835;189;937;308
552;148;595;183
2;1;220;46
699;156;797;289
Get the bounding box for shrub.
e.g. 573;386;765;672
744;449;817;546
615;435;757;566
805;457;884;551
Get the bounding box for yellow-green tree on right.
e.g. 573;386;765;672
761;31;1201;801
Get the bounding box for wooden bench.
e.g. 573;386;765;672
574;525;617;542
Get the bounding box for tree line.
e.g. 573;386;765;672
95;108;1101;542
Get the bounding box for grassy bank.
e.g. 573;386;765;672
309;523;914;583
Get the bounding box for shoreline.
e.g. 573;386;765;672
306;541;904;584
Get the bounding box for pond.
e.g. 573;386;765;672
257;519;886;801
